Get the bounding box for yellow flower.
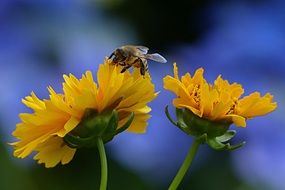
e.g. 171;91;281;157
164;63;277;128
11;59;157;168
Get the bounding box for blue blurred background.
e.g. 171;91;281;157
1;0;284;189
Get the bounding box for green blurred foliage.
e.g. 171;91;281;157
0;142;151;190
0;142;35;190
0;142;270;190
179;150;271;190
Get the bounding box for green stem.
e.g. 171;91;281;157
97;138;108;190
168;139;201;190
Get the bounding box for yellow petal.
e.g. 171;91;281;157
173;63;179;79
163;76;190;99
22;92;45;111
238;92;277;118
200;83;215;117
191;68;204;84
223;114;246;127
33;136;76;168
211;101;232;120
56;117;80;137
125;113;151;133
181;73;191;86
173;99;202;117
214;76;244;99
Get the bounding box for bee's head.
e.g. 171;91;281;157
112;48;127;62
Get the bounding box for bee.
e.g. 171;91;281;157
109;45;167;76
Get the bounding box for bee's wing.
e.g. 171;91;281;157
144;53;167;63
135;46;149;54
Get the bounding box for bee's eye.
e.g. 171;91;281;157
113;49;127;62
117;49;126;57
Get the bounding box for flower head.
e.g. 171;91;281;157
164;63;277;127
11;59;157;167
163;63;277;150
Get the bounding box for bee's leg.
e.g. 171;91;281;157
140;67;145;76
144;60;149;72
121;65;132;73
140;63;145;76
109;52;115;59
140;59;147;76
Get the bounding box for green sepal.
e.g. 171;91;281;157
70;108;98;138
165;107;231;138
64;134;97;148
64;108;135;148
63;135;80;148
71;108;112;138
176;108;184;126
207;130;246;151
165;106;192;134
102;112;134;143
196;133;207;144
114;112;134;135
165;106;178;126
227;141;246;151
165;106;246;151
101;111;119;143
176;108;193;135
216;130;236;142
182;109;231;138
207;137;229;150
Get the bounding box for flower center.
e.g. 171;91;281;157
191;85;201;107
227;98;238;115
